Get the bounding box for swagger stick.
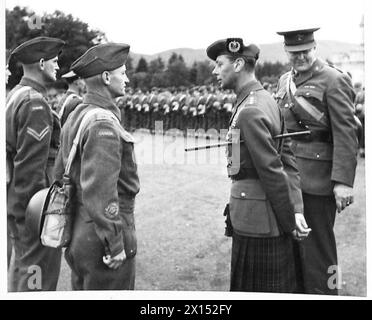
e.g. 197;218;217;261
184;130;311;152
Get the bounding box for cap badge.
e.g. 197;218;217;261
296;34;304;41
228;40;241;53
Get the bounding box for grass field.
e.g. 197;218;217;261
56;131;366;296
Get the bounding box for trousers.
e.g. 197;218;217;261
7;215;62;291
65;214;135;290
294;192;338;295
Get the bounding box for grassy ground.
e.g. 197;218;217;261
56;131;366;296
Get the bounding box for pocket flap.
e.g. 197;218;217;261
292;141;333;160
231;179;266;200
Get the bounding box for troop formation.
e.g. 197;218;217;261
117;86;236;134
6;27;360;296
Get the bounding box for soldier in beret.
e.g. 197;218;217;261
54;42;140;290
6;36;65;291
276;28;358;295
57;70;84;127
207;38;311;292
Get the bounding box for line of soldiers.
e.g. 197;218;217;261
116;87;236;133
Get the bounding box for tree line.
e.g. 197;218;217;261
6;6;289;91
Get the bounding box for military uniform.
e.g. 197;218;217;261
58;89;83;127
207;38;304;293
58;71;83;127
54;42;140;290
6;37;65;291
276;28;358;294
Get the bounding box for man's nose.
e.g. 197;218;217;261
297;52;305;59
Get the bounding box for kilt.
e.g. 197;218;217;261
230;232;296;293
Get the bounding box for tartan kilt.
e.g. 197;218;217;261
230;232;296;293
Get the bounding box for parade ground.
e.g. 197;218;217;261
56;131;366;296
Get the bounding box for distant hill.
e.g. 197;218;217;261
130;41;361;67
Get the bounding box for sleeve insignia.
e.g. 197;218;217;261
26;126;50;141
104;202;119;219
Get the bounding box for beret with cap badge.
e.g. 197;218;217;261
206;38;260;61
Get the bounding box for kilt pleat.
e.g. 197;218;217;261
230;233;296;293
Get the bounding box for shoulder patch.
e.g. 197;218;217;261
97;129;115;137
32;105;44;111
104;202;119;219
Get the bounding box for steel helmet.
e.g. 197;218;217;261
25;188;49;238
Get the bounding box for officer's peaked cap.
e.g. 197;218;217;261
206;38;260;61
71;43;130;79
11;36;65;64
276;28;320;52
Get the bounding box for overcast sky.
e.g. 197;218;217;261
5;0;368;54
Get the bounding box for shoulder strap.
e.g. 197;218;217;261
277;107;285;155
286;72;328;127
64;108;134;175
58;93;79;119
229;91;252;127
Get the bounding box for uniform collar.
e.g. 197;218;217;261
235;80;263;106
19;77;47;96
292;58;325;85
229;80;263;127
83;92;121;120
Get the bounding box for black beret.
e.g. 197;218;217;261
276;28;320;52
11;36;65;64
206;38;260;61
71;43;130;79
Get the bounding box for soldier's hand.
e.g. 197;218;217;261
333;183;354;213
292;213;311;241
102;249;126;269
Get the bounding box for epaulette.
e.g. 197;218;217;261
29;89;44;101
327;63;344;74
245;91;257;106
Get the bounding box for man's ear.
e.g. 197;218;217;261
234;57;244;72
101;71;110;85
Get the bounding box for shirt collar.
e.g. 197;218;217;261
19;77;47;96
235;80;263;106
83;92;121;120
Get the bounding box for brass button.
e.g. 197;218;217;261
306;92;310;96
241;192;246;197
316;154;320;158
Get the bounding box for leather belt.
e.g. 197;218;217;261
289;129;332;143
230;167;259;180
